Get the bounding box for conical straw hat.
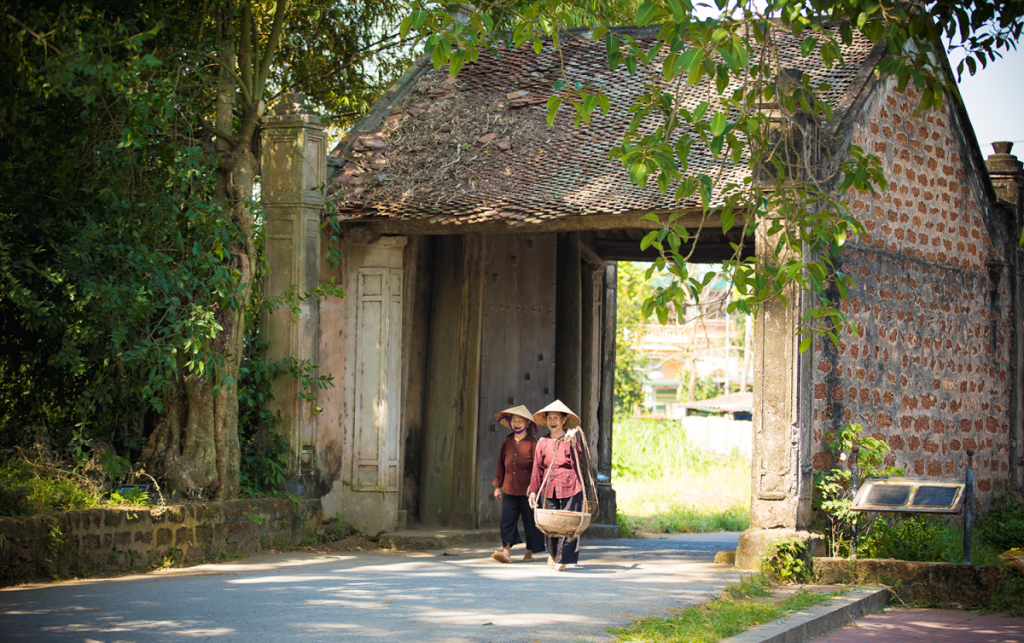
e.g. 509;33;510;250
494;405;537;431
533;399;581;429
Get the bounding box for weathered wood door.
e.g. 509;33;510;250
476;233;557;527
337;237;405;534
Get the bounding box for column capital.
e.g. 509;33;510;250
263;92;327;128
262;94;327;209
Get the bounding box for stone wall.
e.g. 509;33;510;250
814;557;1007;608
813;79;1017;503
0;498;322;586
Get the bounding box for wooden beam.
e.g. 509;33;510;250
597;263;616;480
579;236;607;269
334;209;733;236
592;239;753;263
555;233;583;414
581;261;603;469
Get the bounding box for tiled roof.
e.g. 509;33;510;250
328;26;878;228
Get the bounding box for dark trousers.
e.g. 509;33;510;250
544;491;583;565
500;493;546;552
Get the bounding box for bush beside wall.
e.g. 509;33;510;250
0;498;322;586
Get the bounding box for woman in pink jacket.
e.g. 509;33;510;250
528;400;584;571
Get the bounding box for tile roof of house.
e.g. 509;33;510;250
328;26;879;228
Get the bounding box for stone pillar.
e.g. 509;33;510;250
735;228;821;568
986;142;1024;493
261;93;327;493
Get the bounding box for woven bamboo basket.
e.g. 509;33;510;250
535;507;591;537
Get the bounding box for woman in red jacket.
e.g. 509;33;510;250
491;405;546;563
528;400;584;571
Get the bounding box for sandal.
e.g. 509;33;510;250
522;552;534;562
491;551;511;564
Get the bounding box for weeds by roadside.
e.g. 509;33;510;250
613;417;749;534
610;572;840;643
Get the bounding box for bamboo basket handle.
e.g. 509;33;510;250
575;428;599;507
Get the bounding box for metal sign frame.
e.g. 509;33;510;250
850;477;966;514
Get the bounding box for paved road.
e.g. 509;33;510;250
0;533;741;643
810;608;1024;643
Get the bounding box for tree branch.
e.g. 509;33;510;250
253;0;289;100
239;1;253;98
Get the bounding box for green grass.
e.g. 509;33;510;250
610;573;840;643
614;417;750;534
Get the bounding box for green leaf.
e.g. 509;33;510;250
667;0;686;21
680;48;702;73
721;205;735;233
448;50;466;77
640;229;659;251
710;112;728;136
635;2;659;27
546;96;562;126
800;36;817;57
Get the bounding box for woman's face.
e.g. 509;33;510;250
510;416;528;431
546;412;565;431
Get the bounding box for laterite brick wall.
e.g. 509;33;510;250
813;79;1016;504
0;498;322;586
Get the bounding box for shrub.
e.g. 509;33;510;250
761;537;810;583
976;493;1024;552
859;515;959;562
0;459;98;516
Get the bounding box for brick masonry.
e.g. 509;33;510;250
0;498;322;586
813;79;1017;504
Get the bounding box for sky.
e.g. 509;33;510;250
954;44;1024;158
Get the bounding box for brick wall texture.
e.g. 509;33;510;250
813;78;1016;504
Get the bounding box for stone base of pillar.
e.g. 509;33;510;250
735;527;827;570
595;483;617;526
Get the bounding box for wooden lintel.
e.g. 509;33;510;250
593;239;753;263
333;209;726;236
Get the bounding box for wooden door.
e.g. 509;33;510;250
475;233;557;527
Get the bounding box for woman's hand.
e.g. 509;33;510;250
528;492;537;509
566;427;580;445
493;487;501;500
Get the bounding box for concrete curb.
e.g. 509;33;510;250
721;586;890;643
378;523;621;550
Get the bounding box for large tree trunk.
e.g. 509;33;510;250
140;1;262;501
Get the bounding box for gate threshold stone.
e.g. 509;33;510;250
379;523;621;550
721;586;890;643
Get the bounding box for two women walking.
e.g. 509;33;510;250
491;400;588;571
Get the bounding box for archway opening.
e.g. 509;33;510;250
611;259;753;537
